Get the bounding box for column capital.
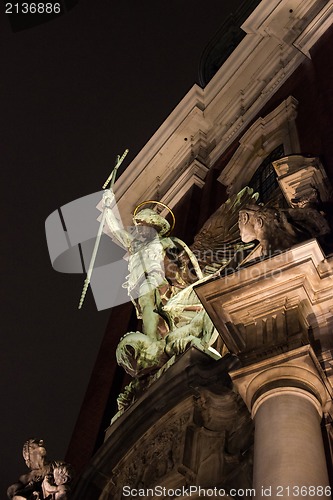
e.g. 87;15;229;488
252;386;323;418
230;345;332;415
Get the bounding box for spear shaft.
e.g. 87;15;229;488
78;199;110;309
102;148;129;189
78;149;128;309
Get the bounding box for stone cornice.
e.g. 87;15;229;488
194;240;333;372
112;0;331;217
293;0;333;57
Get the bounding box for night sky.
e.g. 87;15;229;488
0;0;244;494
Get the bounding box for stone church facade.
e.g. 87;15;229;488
67;1;333;497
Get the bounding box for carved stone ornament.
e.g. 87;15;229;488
111;413;189;493
101;386;253;500
7;439;73;500
238;197;330;256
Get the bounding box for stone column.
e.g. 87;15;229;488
230;346;332;500
253;388;329;498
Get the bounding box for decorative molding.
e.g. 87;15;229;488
195;239;333;372
114;104;207;225
160;159;209;212
229;345;332;415
138;132;210;208
241;0;327;42
294;0;333;57
112;0;329;220
273;154;332;205
217;96;299;194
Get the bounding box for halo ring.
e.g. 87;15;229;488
133;200;175;234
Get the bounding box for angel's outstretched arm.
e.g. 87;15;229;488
102;189;134;250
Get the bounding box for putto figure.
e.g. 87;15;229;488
7;439;51;500
42;462;73;500
7;439;73;500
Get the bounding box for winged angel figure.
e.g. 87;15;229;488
109;187;258;391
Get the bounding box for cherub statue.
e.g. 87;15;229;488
7;439;51;500
8;440;73;500
41;462;73;500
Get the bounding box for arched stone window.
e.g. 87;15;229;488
248;144;284;203
218;96;300;198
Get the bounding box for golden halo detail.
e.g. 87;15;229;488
133;200;176;234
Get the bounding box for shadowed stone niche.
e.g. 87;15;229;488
71;349;254;499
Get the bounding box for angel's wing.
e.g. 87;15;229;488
190;186;258;273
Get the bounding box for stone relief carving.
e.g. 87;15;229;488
7;439;73;500
189;388;253;491
109;412;190;497
41;462;73;500
107;388;253;498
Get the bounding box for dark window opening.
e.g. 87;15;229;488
249;144;284;203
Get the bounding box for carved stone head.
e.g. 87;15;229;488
238;205;299;255
22;439;47;470
238;205;279;246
